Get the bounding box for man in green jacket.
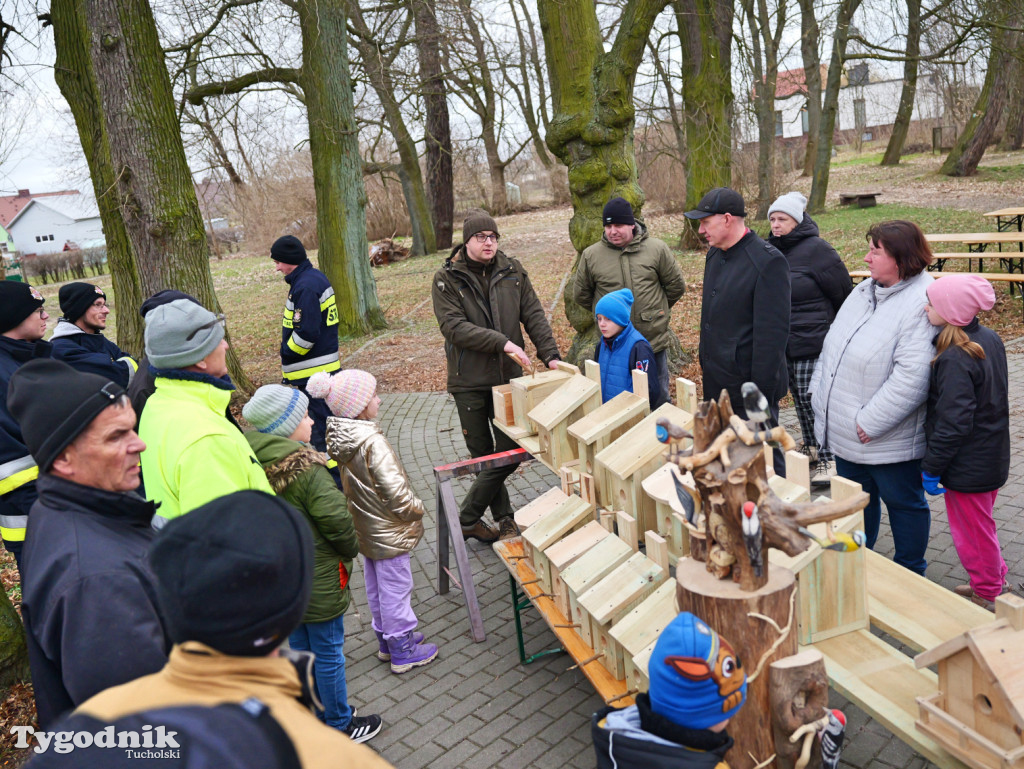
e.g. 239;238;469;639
139;299;273;527
432;210;561;542
573;197;686;401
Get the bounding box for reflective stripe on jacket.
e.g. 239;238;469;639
280;261;340;382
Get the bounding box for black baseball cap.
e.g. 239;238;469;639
684;187;747;219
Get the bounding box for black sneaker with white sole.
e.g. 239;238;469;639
343;714;382;744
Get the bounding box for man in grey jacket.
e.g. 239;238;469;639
573;197;685;399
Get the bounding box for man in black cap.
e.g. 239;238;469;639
76;491;393;767
50;282;137;387
7;359;168;727
270;236;340;463
684;187;791;476
432;209;562;542
573;196;686;401
0;281;52;569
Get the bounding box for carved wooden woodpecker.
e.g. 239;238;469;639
741;501;763;577
819;709;846;769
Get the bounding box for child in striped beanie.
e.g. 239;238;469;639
307;370;438;674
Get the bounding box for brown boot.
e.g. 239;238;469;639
461;520;499;543
497;517;520;540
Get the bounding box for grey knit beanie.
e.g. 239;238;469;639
243;385;309;437
767;191;807;224
145;299;226;369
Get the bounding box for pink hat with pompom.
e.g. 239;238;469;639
306;369;377;418
927;274;995;327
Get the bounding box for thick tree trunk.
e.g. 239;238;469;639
483;130;509;214
297;0;385;335
940;29;1020;176
881;0;921;165
539;0;659;339
348;3;435;257
798;0;821;177
675;0;734;247
742;0;785;220
412;0;454;249
807;0;863;213
50;0;249;387
0;587;29;688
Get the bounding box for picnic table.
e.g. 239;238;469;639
983;207;1024;232
924;231;1024;253
849;270;1024;317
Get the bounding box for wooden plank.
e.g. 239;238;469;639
567;390;649;449
584;359;600;384
530;374;602;471
522;495;594;577
513;487;569;531
616;510;638;552
610;581;677;687
867;549;994;653
631;641;656;693
785;449;810;492
768;472;811;504
631;368;650;409
675;377;698;414
995;594;1024;631
494;538;634;707
809;630;967;769
644;531;669;572
565;536;634;647
596;402;693;481
438;478;486;642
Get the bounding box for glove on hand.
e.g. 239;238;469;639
922;472;946;496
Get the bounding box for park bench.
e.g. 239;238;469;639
839;191;881;207
850;270;1024;317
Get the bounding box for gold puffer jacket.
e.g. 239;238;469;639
325;416;424;560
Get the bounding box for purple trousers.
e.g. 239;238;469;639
945;489;1007;601
363;553;418;640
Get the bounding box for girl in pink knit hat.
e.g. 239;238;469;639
308;369;438;673
922;275;1009;608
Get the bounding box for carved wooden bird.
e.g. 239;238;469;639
670;470;697;525
798;527;866;553
741;381;770;425
819;709;846;769
656;417;692;451
741;501;763;577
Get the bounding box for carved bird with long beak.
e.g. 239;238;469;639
741;501;763;577
798;527;867;553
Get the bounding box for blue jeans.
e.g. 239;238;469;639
289;614;351;729
835;456;931;575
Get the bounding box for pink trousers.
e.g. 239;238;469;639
945;489;1007;601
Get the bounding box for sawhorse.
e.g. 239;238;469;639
434;448;532;643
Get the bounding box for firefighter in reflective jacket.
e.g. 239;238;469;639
0;281;52;570
271;235;340;459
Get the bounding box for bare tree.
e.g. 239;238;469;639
738;0;788;218
797;0;821;176
674;0;733;247
411;0;454;249
881;0;923;164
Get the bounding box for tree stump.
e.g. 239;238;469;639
769;649;830;769
676;556;798;769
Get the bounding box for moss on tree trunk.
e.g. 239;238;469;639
298;0;386;336
50;0;250;388
0;588;29;688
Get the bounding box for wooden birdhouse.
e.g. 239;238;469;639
914;595;1024;769
544;521;609;605
521;494;594;584
562;535;634;639
527;374;601;473
507;366;577;436
595;402;693;537
567;366;650;508
513;487;569;532
609;580;677;692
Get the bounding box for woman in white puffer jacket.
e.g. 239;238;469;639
810;221;935;575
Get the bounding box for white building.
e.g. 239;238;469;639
5;193;104;255
737;65;946;145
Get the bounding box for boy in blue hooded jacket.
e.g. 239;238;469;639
592;288;667;408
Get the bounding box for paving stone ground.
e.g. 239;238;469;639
343;344;1024;769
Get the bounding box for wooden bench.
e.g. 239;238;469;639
839;191;881;207
849;270;1024;317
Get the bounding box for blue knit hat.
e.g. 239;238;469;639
648;612;748;729
594;288;633;328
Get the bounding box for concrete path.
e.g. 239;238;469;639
343;344;1024;769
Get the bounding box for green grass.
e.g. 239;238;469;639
969;165;1024;183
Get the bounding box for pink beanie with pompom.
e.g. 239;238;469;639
306;369;377;418
927;274;995;327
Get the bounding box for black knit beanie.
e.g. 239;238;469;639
149;491;314;656
0;281;45;333
139;289;201;318
8;359;125;471
59;282;105;323
602;197;635;226
270;235;308;265
462;209;499;243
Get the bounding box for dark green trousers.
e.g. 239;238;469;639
452;390;520;525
